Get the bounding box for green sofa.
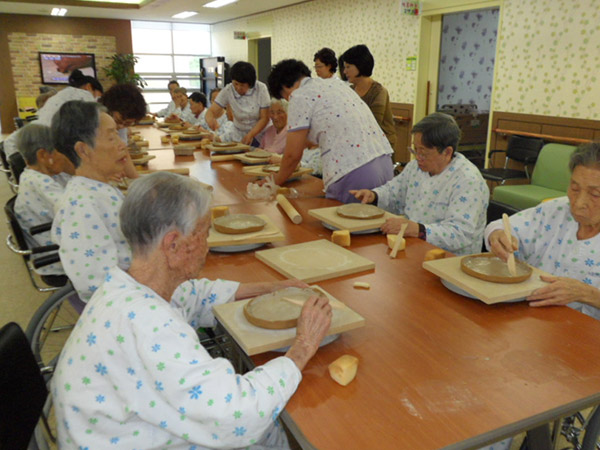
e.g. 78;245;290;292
491;143;577;210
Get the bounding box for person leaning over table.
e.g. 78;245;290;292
351;112;489;255
14;123;74;276
265;59;394;203
341;44;397;148
205;61;270;145
155;79;180;117
100;83;147;142
313;47;338;79
52;171;332;449
486;141;600;320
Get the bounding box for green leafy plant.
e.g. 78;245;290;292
103;54;147;88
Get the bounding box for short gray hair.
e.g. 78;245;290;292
120;172;212;256
17;123;54;165
270;97;288;113
51;100;106;168
412;112;461;155
569;142;600;172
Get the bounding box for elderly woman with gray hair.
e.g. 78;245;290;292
486;142;600;320
260;98;289;154
14;123;74;275
53;172;332;449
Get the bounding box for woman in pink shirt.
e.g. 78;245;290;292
260;99;288;154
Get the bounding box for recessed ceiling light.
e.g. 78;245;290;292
203;0;238;8
172;11;198;19
51;8;67;16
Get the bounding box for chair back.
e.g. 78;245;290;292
0;322;48;449
531;143;577;191
8;151;26;184
505;135;545;165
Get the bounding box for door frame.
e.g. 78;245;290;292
414;0;503;161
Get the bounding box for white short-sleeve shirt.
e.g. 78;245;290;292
36;86;95;126
287;77;393;188
214;82;270;134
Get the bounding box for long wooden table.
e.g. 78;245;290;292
134;124;600;450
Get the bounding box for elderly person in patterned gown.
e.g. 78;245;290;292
352;112;489;255
486;142;600;320
52;171;332;449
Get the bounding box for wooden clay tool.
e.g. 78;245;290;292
502;213;517;276
390;223;408;258
282;296;344;310
276;194;302;224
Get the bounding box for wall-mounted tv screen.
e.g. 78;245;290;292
39;52;97;84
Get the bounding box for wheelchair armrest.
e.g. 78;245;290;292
30;244;59;254
30;222;52;235
32;252;61;269
487;149;506;159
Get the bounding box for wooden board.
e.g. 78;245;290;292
213;286;366;355
422;254;552;304
132;154;156;165
255;239;375;283
308;205;403;232
243;165;312;179
208;214;285;247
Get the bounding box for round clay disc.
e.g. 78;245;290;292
213;214;266;234
213;142;237;148
246;149;272;159
244;287;322;329
460;253;532;284
336;203;385;220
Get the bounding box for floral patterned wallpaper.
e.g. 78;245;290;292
493;0;600;119
212;0;600;120
437;8;499;112
270;0;421;104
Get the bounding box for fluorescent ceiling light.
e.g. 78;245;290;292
80;0;144;3
172;11;198;19
51;8;67;16
203;0;238;8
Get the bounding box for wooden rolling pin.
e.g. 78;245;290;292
502;213;517;276
210;153;239;162
276;194;302;224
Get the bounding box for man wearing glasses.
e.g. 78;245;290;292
351;112;488;255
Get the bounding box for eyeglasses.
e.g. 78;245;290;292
408;146;441;160
314;64;325;70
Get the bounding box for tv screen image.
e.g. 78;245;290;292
39;52;97;84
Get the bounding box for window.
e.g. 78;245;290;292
131;21;211;113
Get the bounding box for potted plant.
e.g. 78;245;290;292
103;54;147;88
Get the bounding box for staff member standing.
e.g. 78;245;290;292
205;62;270;145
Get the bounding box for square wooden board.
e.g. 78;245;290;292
308;206;402;232
422;254;552;304
255;239;375;283
213;286;366;355
208;214;285;247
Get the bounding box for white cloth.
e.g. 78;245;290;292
485;196;600;320
287;77;393;188
15;168;70;275
36;86;95;126
300;148;323;176
214;82;270;135
373;153;489;255
52;266;299;449
157;100;177;118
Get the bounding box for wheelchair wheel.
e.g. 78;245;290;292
25;283;81;369
582;406;600;450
